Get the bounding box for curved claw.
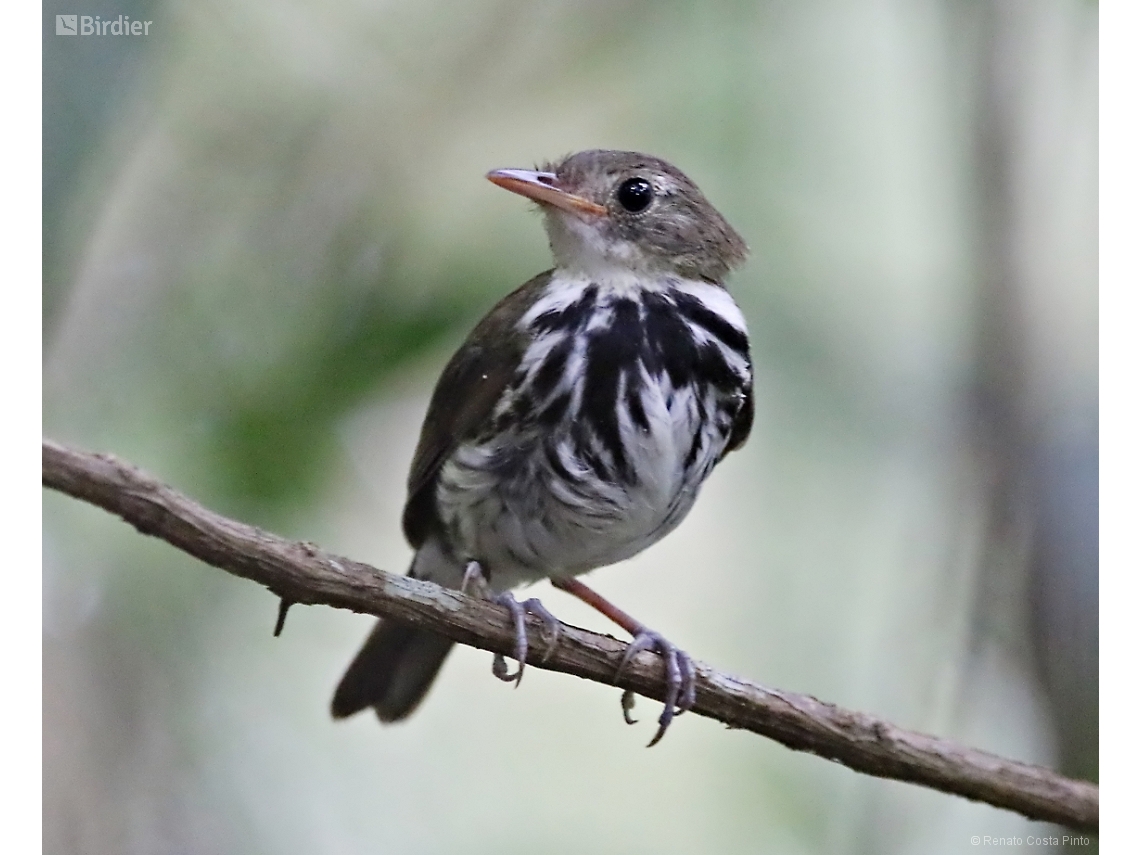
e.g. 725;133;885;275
463;561;566;689
490;594;566;688
676;651;697;714
621;689;638;725
491;591;528;687
492;652;520;683
520;598;563;663
614;629;697;747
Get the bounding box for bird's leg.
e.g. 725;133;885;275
461;561;562;686
550;577;696;747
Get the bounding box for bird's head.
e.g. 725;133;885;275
487;150;747;283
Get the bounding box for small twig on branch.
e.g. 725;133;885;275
41;439;1098;833
274;597;294;637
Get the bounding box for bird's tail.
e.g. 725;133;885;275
330;540;461;723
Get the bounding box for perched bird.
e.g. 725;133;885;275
332;150;752;744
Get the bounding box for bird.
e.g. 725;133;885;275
331;149;753;745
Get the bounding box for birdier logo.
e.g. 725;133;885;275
55;14;153;36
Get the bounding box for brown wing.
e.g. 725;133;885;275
401;270;554;548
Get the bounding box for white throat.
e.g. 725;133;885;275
543;209;663;280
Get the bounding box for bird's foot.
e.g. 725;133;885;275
615;628;697;747
489;592;562;686
462;561;562;687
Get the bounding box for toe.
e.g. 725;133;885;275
520;597;563;662
676;651;697;714
613;628;694;746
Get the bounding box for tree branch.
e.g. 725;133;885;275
41;438;1098;832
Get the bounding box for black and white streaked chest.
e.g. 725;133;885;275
506;271;752;462
435;271;752;582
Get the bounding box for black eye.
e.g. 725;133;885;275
616;177;653;213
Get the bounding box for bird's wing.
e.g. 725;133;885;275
721;371;754;458
401;270;553;548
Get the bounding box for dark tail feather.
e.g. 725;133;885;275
330;619;454;722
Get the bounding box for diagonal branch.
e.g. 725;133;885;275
41;438;1098;832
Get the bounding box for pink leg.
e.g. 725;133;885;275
551;577;696;746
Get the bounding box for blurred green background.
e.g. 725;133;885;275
42;1;1097;852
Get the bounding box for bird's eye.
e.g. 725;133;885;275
616;177;654;213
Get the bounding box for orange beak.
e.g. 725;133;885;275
486;168;607;218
